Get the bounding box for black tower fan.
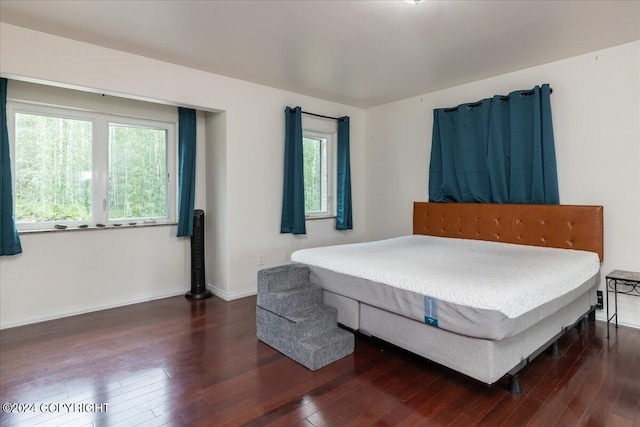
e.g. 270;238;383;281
185;209;212;300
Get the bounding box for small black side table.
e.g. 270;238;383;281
606;270;640;339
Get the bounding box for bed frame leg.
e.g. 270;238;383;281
576;317;586;332
547;340;561;357
508;374;522;394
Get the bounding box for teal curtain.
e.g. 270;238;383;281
336;116;352;230
280;106;306;234
429;84;558;204
177;107;197;237
1;78;22;256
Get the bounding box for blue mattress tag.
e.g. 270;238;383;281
424;296;438;327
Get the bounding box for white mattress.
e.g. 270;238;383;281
291;235;600;319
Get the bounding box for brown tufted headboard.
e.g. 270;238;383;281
413;202;604;261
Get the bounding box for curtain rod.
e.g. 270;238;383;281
301;110;345;122
443;87;553;113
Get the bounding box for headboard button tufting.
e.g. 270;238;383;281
413;202;604;261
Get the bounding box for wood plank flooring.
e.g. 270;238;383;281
1;295;638;426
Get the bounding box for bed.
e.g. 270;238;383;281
291;202;604;392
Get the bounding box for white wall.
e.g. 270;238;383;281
0;23;365;328
0;226;191;327
2;22;636;330
365;41;640;328
205;111;229;301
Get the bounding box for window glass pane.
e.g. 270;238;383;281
303;136;328;214
109;124;167;220
14;113;92;223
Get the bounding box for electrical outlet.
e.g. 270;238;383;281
283;251;290;261
596;290;603;310
257;254;264;266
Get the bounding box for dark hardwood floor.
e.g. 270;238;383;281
1;295;638;427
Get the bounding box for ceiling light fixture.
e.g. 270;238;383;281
405;0;425;4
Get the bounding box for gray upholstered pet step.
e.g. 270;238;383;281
257;284;323;316
258;263;311;292
297;328;354;370
257;307;354;371
256;305;338;341
256;264;355;371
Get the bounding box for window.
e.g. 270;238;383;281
108;124;168;220
14;112;93;223
9;102;176;230
303;130;333;218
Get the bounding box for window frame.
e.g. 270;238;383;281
302;129;336;219
8;100;177;231
106;117;176;224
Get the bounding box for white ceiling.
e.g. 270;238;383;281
1;0;638;108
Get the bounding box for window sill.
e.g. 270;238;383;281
305;215;336;221
18;222;177;235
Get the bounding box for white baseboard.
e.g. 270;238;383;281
594;311;640;330
207;283;256;301
0;287;189;330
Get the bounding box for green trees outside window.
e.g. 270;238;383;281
109;125;167;220
14;113;92;222
302;134;329;216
